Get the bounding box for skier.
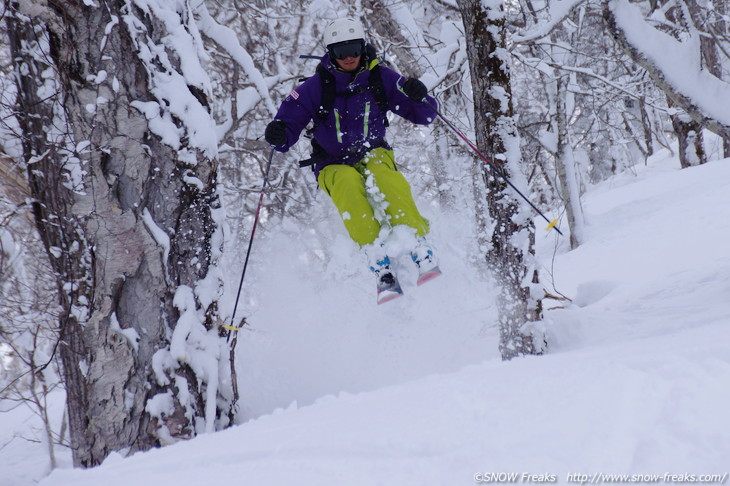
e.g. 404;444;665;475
264;18;440;303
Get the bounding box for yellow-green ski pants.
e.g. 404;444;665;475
317;147;429;246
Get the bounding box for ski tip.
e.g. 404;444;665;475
377;290;404;305
417;268;442;286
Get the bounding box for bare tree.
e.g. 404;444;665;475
1;153;65;471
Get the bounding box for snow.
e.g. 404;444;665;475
144;390;174;421
140;208;170;269
109;312;140;352
0;390;68;484
169;285;222;433
3;148;729;485
123;1;219;159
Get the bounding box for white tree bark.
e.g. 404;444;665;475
555;74;586;248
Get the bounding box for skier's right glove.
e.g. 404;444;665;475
265;120;287;146
402;78;428;102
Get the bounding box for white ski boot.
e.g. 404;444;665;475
411;238;441;286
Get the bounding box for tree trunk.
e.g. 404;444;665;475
534;34;586;249
670;109;706;168
8;0;231;467
456;0;545;360
555;74;585;248
689;0;730;158
712;0;730;157
639;96;655;158
433;123;457;209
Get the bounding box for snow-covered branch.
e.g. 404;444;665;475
195;3;277;117
511;0;590;46
604;0;730;138
512;51;671;114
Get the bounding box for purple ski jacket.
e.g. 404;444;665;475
271;55;438;174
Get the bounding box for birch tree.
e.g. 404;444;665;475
456;0;545;360
8;0;233;467
514;21;587;248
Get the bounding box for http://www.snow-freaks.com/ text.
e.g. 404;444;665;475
473;472;728;484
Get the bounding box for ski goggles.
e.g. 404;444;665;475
329;40;365;60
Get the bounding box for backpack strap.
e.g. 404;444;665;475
299;138;328;168
311;59;390;133
368;63;390;126
368;64;388;110
311;63;336;134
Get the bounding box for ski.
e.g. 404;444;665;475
376;271;403;304
411;242;441;287
416;265;442;286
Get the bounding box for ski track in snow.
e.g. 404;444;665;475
3;152;730;485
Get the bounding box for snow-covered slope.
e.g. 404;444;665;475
5;151;730;485
39;324;730;485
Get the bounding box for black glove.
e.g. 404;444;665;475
402;78;428;101
265;120;287;146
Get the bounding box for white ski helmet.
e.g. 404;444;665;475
323;18;366;47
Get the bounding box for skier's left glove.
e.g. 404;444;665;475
402;78;428;101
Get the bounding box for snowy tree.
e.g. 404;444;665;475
603;0;730;166
510;0;669;245
7;0;233;466
510;0;590;248
5;0;730;471
456;0;545;360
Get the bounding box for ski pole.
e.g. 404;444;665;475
431;106;563;236
224;147;276;341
